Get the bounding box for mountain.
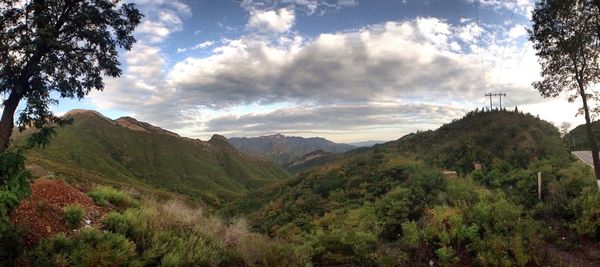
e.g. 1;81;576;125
228;134;356;167
348;140;387;147
221;110;585;266
17;110;289;206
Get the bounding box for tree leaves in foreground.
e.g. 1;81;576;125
529;0;600;185
0;0;142;152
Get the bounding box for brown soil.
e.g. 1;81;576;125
9;179;107;246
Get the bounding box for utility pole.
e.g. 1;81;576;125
498;93;507;109
484;93;507;110
485;93;493;110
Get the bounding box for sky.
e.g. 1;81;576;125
47;0;586;143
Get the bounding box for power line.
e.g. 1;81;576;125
514;42;530;73
496;0;519;86
475;0;487;91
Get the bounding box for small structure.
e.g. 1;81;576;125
473;162;483;171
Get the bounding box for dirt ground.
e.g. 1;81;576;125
9;179;107;246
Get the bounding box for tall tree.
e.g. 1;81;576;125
560;122;572;138
0;0;142;152
530;0;600;188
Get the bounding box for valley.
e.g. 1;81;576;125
4;109;600;266
2;0;600;266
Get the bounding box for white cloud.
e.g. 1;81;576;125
508;24;527;39
94;7;547;141
242;0;358;15
128;0;189;43
248;8;295;33
466;0;536;18
165;17;539;110
177;41;215;53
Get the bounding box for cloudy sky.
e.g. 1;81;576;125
49;0;585;143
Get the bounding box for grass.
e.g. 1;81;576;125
87;186;139;209
95;187;301;266
63;205;84;229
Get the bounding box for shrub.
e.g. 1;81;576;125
0;222;26;266
0;191;19;219
102;212;132;236
28;228;139;266
87;186;139;209
63;205;84;229
572;188;600;238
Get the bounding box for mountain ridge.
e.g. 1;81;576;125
18;109;290;206
228;133;356;167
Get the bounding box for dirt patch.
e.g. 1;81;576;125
10;179;107;246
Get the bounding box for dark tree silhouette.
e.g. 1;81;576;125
0;0;142;152
530;0;600;187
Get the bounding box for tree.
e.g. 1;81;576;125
530;0;600;188
560;122;571;138
0;0;142;153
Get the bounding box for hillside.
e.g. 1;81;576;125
17;110;289;206
392;109;567;173
228;134;356;167
221;110;597;266
565;121;600;150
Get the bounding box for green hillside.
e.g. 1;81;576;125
392;109;567;173
17;110;289;206
222;110;599;266
565;120;600;150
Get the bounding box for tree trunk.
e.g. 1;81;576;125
0;91;23;153
594;0;600;40
580;87;600;190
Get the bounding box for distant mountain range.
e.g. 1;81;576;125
228;134;356;167
16;110;289;206
348;140;387;147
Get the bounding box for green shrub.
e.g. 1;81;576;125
28;228;139;267
87;186;138;209
102;212;132;236
0;222;26;266
0;151;32;200
572;188;600;238
63;205;84;229
436;246;458;266
0;191;19;219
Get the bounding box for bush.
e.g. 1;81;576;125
102;212;132;236
63;205;84;229
87;186;138;209
0;222;26;266
0;191;19;219
572;188;600;238
28;228;139;267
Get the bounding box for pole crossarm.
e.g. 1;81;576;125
484;93;508;110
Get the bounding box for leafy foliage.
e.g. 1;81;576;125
0;0;142;152
223;110;596;266
529;0;600;179
0;150;32;264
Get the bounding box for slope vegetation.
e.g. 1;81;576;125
565;120;600;150
19;110;289;205
223;110;597;266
